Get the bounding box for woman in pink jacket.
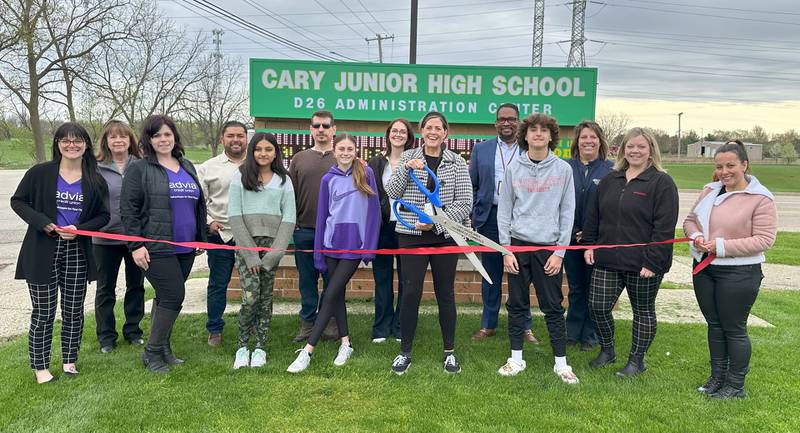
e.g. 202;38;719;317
683;140;777;400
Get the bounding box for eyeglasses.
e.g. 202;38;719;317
390;129;408;135
58;139;85;146
496;117;518;124
311;123;332;129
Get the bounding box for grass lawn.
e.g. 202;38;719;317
673;231;800;266
1;290;798;433
664;163;800;192
0;138;43;169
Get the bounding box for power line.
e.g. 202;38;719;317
356;0;391;34
313;0;368;39
184;0;339;61
608;0;800;16
594;0;800;27
338;0;381;35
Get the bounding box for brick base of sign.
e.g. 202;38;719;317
226;260;570;307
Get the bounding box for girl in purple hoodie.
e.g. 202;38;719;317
287;133;380;373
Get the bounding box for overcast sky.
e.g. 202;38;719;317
161;0;800;134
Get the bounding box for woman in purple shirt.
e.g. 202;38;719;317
287;133;380;373
120;115;207;373
11;122;109;384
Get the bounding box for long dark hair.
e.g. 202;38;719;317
97;119;140;163
139;114;184;160
335;133;374;196
239;132;288;191
52;122;105;192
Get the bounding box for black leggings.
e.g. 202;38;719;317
143;253;195;312
506;239;566;356
693;263;762;388
307;257;360;347
398;232;458;354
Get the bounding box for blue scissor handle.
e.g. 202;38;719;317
408;166;443;208
393;198;433;230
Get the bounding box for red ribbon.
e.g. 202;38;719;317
59;227;707;274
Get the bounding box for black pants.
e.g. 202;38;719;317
398;232;458;354
506;239;567;356
93;244;145;346
307;257;360;347
693;263;762;388
143;253;195;312
371;221;403;339
590;266;662;357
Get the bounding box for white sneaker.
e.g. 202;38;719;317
233;347;250;370
372;337;386;343
333;343;354;366
554;365;580;385
498;358;527;376
250;348;267;368
287;349;311;373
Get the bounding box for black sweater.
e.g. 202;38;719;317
120;156;208;255
11;161;110;284
367;154;392;224
582;165;679;274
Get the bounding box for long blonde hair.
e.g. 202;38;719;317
614;127;666;172
334;133;375;196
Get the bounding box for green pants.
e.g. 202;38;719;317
235;236;276;348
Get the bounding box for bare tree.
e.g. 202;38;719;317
0;0;129;162
81;2;214;129
181;54;249;156
596;111;632;151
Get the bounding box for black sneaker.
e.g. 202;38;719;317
697;376;724;395
710;385;746;400
391;354;411;375
443;353;461;374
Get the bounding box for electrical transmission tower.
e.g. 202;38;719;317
212;29;224;72
566;0;586;67
531;0;545;67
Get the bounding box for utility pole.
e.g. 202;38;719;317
409;0;418;64
567;0;586;67
532;0;545;67
366;34;395;63
677;112;684;158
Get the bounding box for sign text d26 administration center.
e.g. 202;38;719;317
250;59;597;125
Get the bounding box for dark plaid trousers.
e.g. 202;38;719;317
589;266;662;357
27;238;88;370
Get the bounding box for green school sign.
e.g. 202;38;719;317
250;59;597;125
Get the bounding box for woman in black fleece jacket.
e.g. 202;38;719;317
582;127;678;377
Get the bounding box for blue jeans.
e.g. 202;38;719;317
206;234;235;334
564;248;598;344
479;206;531;330
293;227;329;323
371;222;403;339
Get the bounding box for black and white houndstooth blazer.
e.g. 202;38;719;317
385;146;473;237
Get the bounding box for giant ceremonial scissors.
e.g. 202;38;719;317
392;166;512;284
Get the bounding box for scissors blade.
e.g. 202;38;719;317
429;214;512;255
446;230;493;284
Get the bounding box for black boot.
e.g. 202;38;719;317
158;306;184;365
710;384;746;400
589;346;616;368
615;353;647;377
141;305;171;373
698;358;728;394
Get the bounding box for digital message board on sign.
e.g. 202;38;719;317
250;59;597;125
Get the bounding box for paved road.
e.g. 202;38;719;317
1;169;798;340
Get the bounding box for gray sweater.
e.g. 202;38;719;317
94;156;137;246
497;150;575;257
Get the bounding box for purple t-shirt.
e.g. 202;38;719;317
56;176;82;227
166;167;200;254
